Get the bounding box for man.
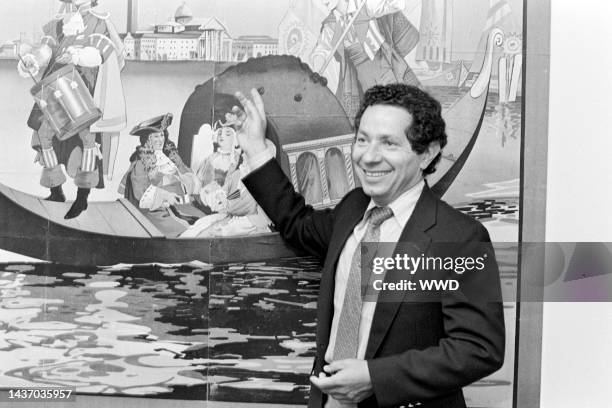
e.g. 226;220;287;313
18;0;126;219
234;84;505;408
310;0;421;118
119;113;201;210
119;113;206;235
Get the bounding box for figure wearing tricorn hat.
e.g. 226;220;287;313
118;113;204;235
17;0;126;219
121;115;200;203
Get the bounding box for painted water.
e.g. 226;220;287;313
0;247;517;406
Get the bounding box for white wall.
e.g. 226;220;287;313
541;1;612;407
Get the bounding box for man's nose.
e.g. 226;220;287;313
361;142;382;163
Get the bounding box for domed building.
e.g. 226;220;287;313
120;1;279;62
123;1;234;61
174;2;194;25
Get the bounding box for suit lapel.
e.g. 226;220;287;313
326;191;370;270
314;190;370;367
365;185;438;359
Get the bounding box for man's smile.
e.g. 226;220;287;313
361;169;392;178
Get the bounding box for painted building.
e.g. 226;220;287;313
123;2;233;61
283;134;355;208
232;35;279;61
0;41;17;58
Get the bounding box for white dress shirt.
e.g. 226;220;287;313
323;180;423;408
324;180;424;362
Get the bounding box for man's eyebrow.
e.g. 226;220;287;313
356;129;370;137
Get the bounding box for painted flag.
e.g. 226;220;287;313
278;0;327;63
363;19;385;60
483;0;512;32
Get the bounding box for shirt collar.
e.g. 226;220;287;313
365;180;425;228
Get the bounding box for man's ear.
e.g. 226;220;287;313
419;141;441;170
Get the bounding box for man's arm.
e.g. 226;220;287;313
235;90;338;259
243;159;336;259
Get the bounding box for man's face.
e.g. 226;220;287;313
148;132;165;151
351;105;431;206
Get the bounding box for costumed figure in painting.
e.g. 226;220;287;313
311;0;420;117
118;113;202;236
181;93;273;237
17;0;126;219
195;119;241;188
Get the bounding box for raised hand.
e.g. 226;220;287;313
233;89;269;158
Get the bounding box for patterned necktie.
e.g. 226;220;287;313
332;206;394;361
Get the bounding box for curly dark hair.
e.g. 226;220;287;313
354;84;447;175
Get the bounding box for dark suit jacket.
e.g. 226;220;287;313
243;160;505;408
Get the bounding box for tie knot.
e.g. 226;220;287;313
367;206;393;227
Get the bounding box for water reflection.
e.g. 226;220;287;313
207;258;319;403
0;259;322;402
1;245;516;405
0;263;208;399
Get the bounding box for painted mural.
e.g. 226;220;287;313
0;0;522;406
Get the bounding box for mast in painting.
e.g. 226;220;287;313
127;0;139;33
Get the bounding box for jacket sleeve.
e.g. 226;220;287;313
242;159;337;259
367;223;506;407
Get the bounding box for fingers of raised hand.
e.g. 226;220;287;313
231;105;246;128
250;88;266;118
234;91;257;119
